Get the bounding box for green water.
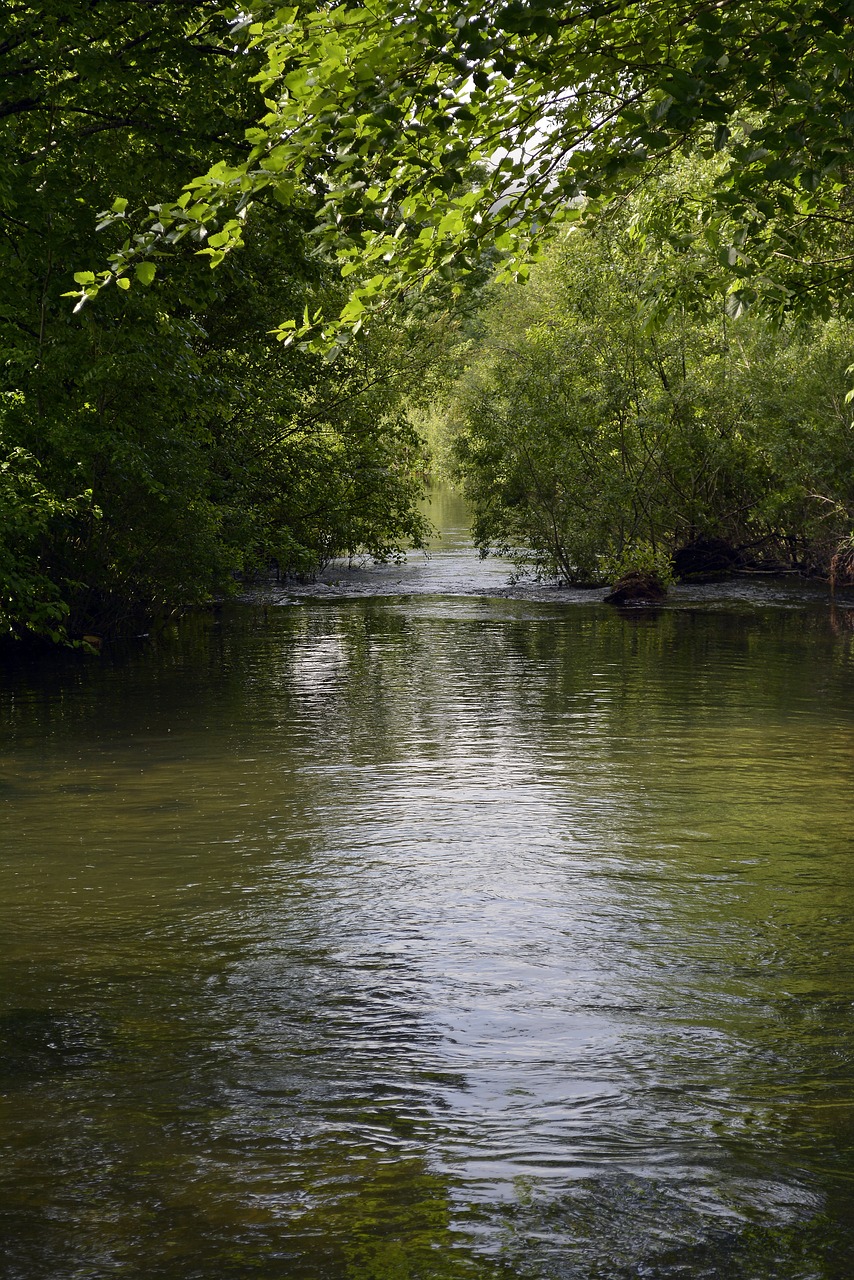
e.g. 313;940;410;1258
2;569;854;1276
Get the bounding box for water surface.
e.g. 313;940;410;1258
2;502;854;1278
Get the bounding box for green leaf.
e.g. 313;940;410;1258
135;262;156;286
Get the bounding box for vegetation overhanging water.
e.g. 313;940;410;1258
3;9;854;1273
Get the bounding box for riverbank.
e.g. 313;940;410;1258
246;486;853;615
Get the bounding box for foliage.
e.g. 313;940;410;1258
0;2;435;643
69;0;854;340
599;541;676;592
0;436;94;641
4;2;853;641
445;167;854;582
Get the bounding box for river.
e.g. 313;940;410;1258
2;489;854;1279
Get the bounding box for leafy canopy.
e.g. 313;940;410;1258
76;0;854;337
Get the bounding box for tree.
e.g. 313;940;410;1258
0;3;259;635
446;161;854;582
74;0;854;336
0;3;434;641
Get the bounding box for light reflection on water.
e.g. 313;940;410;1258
2;549;854;1276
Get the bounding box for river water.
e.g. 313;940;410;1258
2;490;854;1279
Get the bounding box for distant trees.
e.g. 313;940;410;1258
446;159;854;583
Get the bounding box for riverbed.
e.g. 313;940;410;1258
2;493;854;1278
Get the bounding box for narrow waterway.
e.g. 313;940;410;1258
2;491;854;1279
